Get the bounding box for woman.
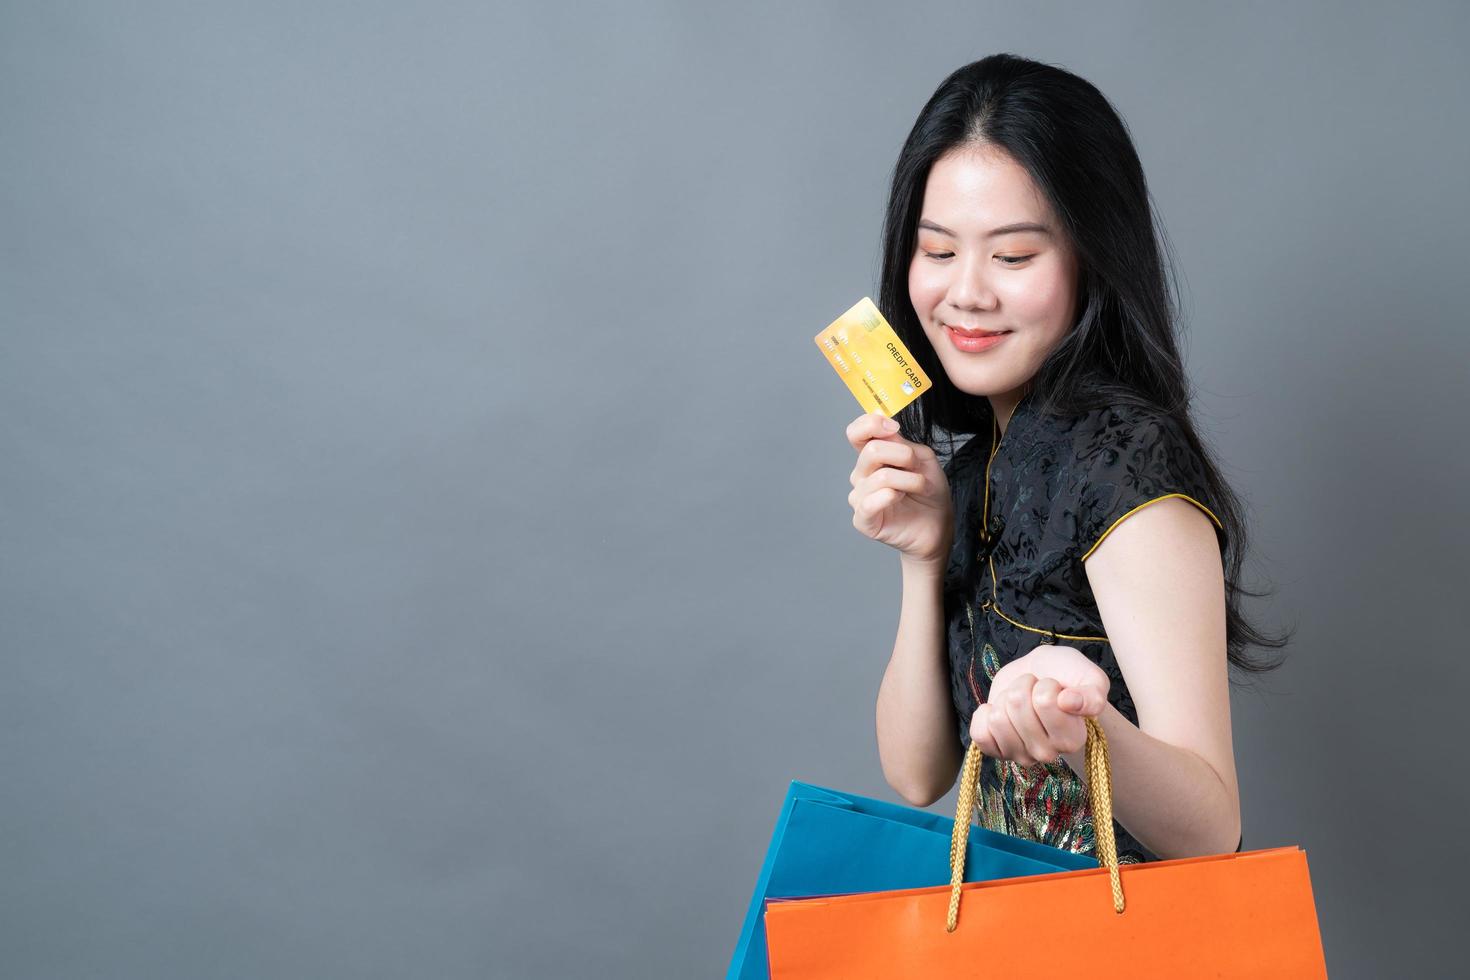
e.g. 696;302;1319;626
846;53;1290;864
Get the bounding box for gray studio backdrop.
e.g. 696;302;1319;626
4;2;1467;978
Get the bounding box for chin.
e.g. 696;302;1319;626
939;360;1019;397
946;375;997;397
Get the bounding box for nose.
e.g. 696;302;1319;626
945;251;998;312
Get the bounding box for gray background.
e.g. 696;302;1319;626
4;1;1467;977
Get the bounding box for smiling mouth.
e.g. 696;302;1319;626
945;324;1011;337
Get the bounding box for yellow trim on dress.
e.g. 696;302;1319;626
979;415;1221;647
985;552;1111;644
1078;492;1223;563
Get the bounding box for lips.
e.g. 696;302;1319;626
944;323;1011;337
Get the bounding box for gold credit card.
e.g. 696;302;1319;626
814;296;931;417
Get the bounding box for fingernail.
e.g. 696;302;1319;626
882;418;899;432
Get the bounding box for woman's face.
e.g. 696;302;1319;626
908;144;1081;407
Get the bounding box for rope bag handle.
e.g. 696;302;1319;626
945;716;1124;932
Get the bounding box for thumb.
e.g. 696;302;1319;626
1058;685;1106;717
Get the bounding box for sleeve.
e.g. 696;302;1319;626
1074;411;1227;563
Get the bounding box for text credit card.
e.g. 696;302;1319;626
814;297;931;417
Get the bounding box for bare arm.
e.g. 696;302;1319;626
843;411;963;809
1059;497;1241;858
875;556;963;807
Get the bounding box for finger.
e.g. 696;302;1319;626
987;696;1032;767
856;466;926;502
1058;684;1108;717
1032;678;1086;755
845;411;901;451
969;704;1000;757
855;486;901;521
850;480;913;515
851;437;922;486
1003;674;1056;766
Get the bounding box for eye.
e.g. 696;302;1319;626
920;251;1035;265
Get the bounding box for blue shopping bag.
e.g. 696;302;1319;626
727;780;1097;980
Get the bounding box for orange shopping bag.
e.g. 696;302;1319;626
764;719;1329;978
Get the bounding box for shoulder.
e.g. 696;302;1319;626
1046;401;1225;559
1020;400;1197;487
1059;401;1182;460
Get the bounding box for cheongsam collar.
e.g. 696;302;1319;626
973;388;1048;553
989;386;1043;463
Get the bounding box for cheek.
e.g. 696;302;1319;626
1003;265;1075;323
908;260;944;311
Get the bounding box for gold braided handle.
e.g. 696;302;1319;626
945;716;1124;932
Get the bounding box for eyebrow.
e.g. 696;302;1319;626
918;219;1054;239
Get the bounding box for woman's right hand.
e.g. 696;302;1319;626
845;411;954;569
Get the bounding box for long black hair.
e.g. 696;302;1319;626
881;53;1291;675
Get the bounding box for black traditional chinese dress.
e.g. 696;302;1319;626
941;388;1236;865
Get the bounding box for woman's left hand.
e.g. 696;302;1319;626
969;644;1111;767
